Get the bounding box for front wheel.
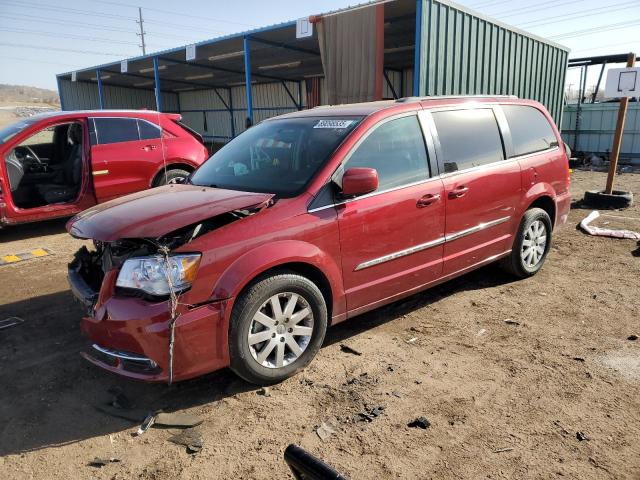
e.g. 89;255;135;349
228;272;328;385
500;208;553;278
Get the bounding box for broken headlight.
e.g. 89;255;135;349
116;254;201;296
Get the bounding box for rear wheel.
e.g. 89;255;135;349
153;168;190;186
500;208;552;278
229;272;328;385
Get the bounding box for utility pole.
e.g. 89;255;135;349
136;7;146;55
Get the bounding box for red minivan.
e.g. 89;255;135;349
0;110;208;226
67;96;571;385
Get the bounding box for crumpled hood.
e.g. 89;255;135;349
67;184;273;241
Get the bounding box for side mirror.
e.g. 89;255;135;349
341;167;378;197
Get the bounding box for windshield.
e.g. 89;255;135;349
0;116;42;144
190;116;362;197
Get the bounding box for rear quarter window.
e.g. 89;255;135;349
432;108;504;173
502;105;558;157
93;118;139;144
138;119;161;140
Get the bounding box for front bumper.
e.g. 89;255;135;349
69;263;231;382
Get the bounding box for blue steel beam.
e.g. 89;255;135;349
243;36;254;125
56;75;66;110
247;36;320;57
413;0;423;96
96;69;105;109
228;87;236;138
153;57;162;112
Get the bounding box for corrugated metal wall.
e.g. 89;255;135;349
178;81;306;141
415;0;569;123
59;79;178;112
562;103;640;162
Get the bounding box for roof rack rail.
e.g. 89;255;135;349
395;95;519;103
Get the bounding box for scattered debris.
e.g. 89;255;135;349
579;211;640;240
168;428;203;454
353;406;385;423
386;364;398;372
415;380;423;385
340;344;362;356
88;457;121;467
257;387;271;397
503;319;521;326
135;412;157;436
300;378;314;386
315;420;337;442
576;431;590;441
628;335;638;341
391;391;402;398
0;317;24;330
155;412;203;428
407;417;431;429
476;328;487;336
410;326;424;333
573;357;586;363
406;337;418;344
493;447;514;453
553;420;570;436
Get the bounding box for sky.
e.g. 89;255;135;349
0;0;639;93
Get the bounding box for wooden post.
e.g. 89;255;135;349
605;52;636;194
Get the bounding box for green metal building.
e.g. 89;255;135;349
57;0;570;142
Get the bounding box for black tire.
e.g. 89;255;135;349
500;208;553;278
153;168;190;186
228;272;328;385
583;190;633;209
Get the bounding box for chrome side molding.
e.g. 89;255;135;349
354;216;511;271
92;343;158;367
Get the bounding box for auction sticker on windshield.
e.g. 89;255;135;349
314;119;355;129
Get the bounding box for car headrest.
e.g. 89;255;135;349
67;123;82;145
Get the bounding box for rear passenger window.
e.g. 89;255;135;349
344;115;429;191
432;109;504;173
502;105;558;157
138;119;161;140
93;118;139;144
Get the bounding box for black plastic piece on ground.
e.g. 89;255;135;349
284;444;348;480
583;190;633;209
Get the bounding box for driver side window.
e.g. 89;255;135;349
343;115;430;192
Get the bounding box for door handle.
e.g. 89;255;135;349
448;186;469;199
142;145;157;151
417;193;441;208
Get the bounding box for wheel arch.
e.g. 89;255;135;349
150;161;196;187
526;195;556;227
211;240;346;324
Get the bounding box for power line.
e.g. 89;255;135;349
491;0;584;19
2;0;136;20
0;42;130;57
87;0;258;28
516;1;640;29
0;27;142;46
549;19;640;40
0;13;133;33
466;0;512;9
571;42;640;54
0;55;82;69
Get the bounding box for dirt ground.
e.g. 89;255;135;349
0;171;639;479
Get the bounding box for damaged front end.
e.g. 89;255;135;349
66;185;274;382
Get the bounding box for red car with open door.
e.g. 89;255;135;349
0;110;208;227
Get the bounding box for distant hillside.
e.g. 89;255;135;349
0;84;59;106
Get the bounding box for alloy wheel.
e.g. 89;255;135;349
521;220;547;268
248;292;314;369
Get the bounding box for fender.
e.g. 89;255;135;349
211;239;346;321
519;181;556;219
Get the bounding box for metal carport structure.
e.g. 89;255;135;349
56;0;569;145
